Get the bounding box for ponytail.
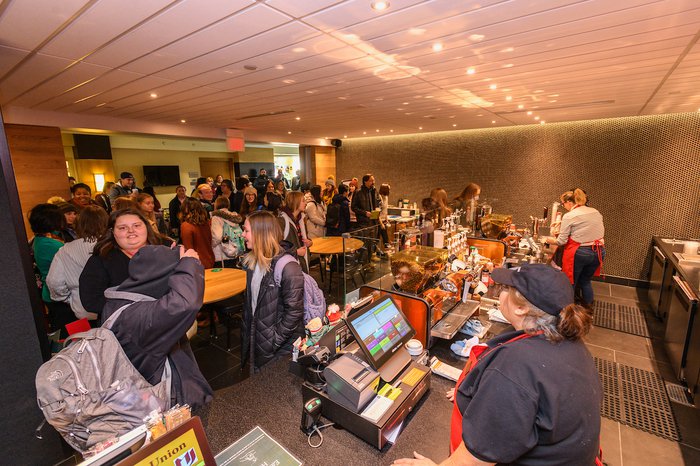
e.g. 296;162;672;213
557;304;593;341
560;187;588;207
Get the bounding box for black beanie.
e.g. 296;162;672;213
117;245;180;299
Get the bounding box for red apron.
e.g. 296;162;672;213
449;333;536;453
448;332;604;465
561;237;604;285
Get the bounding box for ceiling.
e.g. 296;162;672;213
1;0;699;143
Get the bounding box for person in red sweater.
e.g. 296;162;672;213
179;198;215;269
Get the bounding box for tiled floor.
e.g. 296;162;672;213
588;281;700;466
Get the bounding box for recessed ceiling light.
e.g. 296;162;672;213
452;124;457;127
432;43;443;52
527;111;533;115
288;131;292;134
375;97;384;101
505;96;512;101
397;108;404;111
305;90;317;94
540;121;545;125
338;96;348;100
502;63;514;68
491;120;496;124
275;65;284;70
534;116;540;120
402;102;409;105
243;64;257;71
295;117;301;120
501;47;515;53
489;84;497;90
282;79;296;84
344;135;348;138
466;67;476;75
390;129;394;133
376;129;380;132
371;0;390;11
292;47;306;53
534;89;544;93
180;119;186;123
518;104;524;109
419;126;423;130
469;34;485;41
150;93;158;98
549;100;557;103
363;131;367;135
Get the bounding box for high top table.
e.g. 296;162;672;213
309;237;365;293
187;268;247;340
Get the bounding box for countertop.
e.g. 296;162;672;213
198;321;512;466
653;236;700;298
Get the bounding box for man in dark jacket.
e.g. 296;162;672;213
102;245;213;409
168;185;189;235
327;184;351;236
241;241;305;371
352;174;383;259
253;168;270;201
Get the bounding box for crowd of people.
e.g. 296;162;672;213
36;170;606;463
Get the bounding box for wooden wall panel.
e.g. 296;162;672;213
4;124;69;236
314;146;336;185
74;159;116;194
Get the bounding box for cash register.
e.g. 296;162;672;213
301;295;431;449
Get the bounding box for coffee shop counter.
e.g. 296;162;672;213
198;321;512;466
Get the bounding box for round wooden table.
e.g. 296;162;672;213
187;268;247;340
309;236;365;255
203;267;247;304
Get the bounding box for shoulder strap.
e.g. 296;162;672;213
101;302;134;330
273;254;298;287
282;213;293;239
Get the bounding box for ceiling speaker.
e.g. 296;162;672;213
330;138;342;148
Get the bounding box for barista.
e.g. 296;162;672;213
452;183;481;226
549;188;605;306
393;264;601;466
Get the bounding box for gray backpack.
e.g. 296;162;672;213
35;303;171;453
274;254;326;324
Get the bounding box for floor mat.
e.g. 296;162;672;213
595;357;680;441
593;299;650;338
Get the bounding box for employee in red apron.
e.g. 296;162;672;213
393;264;602;466
552;188;605;306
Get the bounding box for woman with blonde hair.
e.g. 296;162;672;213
192;183;214;214
179;198;215;269
551;188;605;305
279;190;312;273
430;187;452;225
136;192;159;232
240;211;304;370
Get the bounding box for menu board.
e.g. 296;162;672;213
215;426;302;466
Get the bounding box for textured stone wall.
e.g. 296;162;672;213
336;113;700;281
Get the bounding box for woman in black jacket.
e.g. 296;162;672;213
240;211;305;371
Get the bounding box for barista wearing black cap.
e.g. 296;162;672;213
394;264;601;466
109;171;136;202
102;245;213;409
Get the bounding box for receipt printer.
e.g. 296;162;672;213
324;354;380;413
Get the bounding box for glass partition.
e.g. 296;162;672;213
341;225;388;304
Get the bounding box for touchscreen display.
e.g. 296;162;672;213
348;296;413;364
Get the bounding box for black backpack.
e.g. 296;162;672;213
325;202;340;229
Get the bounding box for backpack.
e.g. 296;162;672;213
273;254;326;324
35;303;171;453
221;220;245;259
326;202;340;229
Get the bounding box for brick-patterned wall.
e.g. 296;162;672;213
336;113;700;281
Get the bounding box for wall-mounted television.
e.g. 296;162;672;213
73;134;112;159
143;165;181;187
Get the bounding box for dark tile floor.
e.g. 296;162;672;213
588;280;700;466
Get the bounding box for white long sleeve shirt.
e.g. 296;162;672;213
46;238;99;320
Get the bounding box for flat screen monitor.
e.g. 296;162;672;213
345;295;415;381
143;165;181;186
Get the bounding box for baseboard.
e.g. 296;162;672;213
592;275;650;289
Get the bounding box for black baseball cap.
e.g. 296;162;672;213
491;263;574;315
120;171;134;179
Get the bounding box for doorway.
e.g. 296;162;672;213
199;158;234;182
